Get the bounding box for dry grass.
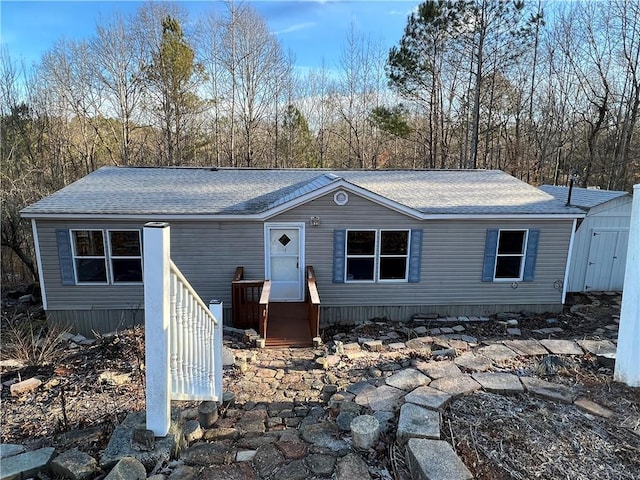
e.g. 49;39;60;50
1;311;69;367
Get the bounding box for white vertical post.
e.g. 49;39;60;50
144;222;171;436
615;184;640;387
210;300;224;403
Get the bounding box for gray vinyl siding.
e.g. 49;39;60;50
273;190;572;309
35;188;573;332
567;196;632;292
36;219;263;311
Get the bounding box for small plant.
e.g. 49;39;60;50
0;311;70;367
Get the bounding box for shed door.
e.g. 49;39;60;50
265;224;304;301
584;229;628;291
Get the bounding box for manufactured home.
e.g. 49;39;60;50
22;167;584;344
539;185;632;293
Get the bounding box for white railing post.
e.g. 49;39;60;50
615;184;640;387
144;222;172;436
210;299;224;403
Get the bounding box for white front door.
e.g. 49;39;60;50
265;223;304;301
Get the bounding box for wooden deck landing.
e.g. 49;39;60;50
266;302;313;348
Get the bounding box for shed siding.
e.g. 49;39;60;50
567;197;633;292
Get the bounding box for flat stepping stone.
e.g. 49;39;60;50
503;339;548;356
397;403;440;444
471;372;524;394
335;453;371;480
429;375;481;396
404;386;454;410
416;360;462;379
368;385;406;412
539;339;583;356
385;368;430;391
50;449;98;480
577;340;616;356
388;342;406;350
0;447;56;480
454;352;493;372
574;397;614;418
0;444;26;459
301;421;349;452
405;337;433;350
406;438;473;480
477;344;519;362
520;376;576;404
348;380;376;396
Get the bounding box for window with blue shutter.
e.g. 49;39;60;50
483;228;539;282
56;229;76;285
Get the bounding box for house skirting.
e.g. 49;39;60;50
47;302;562;337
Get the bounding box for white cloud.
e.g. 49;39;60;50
274;22;316;35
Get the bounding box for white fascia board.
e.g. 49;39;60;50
31;219;48;310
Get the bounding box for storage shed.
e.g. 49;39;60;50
539;185;633;292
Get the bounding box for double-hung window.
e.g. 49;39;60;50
482;228;539;283
70;229;142;284
494;229;528;281
345;230;409;282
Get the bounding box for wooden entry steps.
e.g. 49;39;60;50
265;302;313;348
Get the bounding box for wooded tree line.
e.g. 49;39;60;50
2;0;639;281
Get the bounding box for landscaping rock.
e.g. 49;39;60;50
574;397;614;418
181;441;234;466
301;422;348;452
538;339;583;356
253;443;285;478
305;453;336;476
472;372;524;394
50;449;98;480
503;339;548;356
404;385;454;410
385;368;430;391
477;343;519;362
183;420;203;443
405;438;473;480
454;352;493;372
198;401;219;428
103;457;147;480
335;453;371;480
0;447;56;480
9;378;41;397
397;403;440;444
350;415;380;450
0;444;25;460
430;375;482;396
520;376;576;404
416;360;461;379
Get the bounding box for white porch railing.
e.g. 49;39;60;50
143;222;223;436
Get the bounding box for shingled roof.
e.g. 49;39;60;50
21;167;584;217
539;185;630;210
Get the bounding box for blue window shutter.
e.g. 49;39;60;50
332;229;346;283
523;229;540;282
408;229;423;283
482;229;499;282
56;229;75;285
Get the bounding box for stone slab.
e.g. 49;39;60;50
574;397;614;418
577;340;617;356
385;368;430;391
0;444;25;460
9;378;42;397
406;438;473;480
99;412;179;470
416;360;461;379
50;449;98;480
454;352;493;372
503;339;548;356
538;339;583;356
397;403;440;445
335;453;371;480
477;344;519;362
367;385;406;412
472;372;524;394
103;457;147;480
430;375;482;396
0;447;56;480
520;376;576;404
404;386;454;410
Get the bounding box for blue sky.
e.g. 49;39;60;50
1;1;420;72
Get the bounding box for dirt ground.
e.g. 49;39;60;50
1;289;639;479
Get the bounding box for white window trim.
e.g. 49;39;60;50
107;229;143;285
493;229;529;282
70;229;108;285
345;229;410;283
70;229;143;285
